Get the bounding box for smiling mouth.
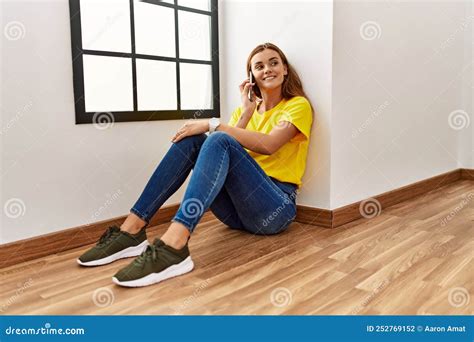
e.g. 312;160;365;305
263;76;276;81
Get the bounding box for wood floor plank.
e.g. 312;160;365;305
0;179;472;315
356;233;455;291
357;257;445;314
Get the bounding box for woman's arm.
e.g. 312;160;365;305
171;114;300;155
216;121;299;155
234;110;253;129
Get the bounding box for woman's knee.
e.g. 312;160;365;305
173;133;207;150
204;131;237;147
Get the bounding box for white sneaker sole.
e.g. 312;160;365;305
111;256;194;287
77;240;149;267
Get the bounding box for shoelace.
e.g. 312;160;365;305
97;226;121;246
134;240;164;268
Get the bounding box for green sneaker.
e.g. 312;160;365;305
112;238;194;287
77;225;149;267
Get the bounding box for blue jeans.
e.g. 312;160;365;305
130;132;298;235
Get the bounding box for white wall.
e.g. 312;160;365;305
1;0;471;244
1;0;188;243
219;0;333;208
330;0;472;209
0;0;332;243
458;0;473;168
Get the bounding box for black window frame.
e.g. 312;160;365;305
69;0;220;124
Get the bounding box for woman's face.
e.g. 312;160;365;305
250;49;288;93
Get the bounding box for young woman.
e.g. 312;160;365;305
77;43;313;288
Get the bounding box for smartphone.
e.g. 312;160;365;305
248;71;253;102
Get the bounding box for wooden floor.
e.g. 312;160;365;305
1;180;472;315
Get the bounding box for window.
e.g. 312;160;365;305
69;0;220;124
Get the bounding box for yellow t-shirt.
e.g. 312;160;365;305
228;96;313;189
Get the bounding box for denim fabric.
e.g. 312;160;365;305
130;132;298;235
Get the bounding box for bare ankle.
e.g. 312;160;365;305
121;213;147;234
161;222;190;249
120;226;143;234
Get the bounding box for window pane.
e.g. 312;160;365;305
180;63;213;110
178;0;210;11
136;59;177;110
80;0;131;53
134;0;176;57
178;11;211;61
83;55;133;112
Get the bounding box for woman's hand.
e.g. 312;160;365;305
171;120;208;143
239;77;257;115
